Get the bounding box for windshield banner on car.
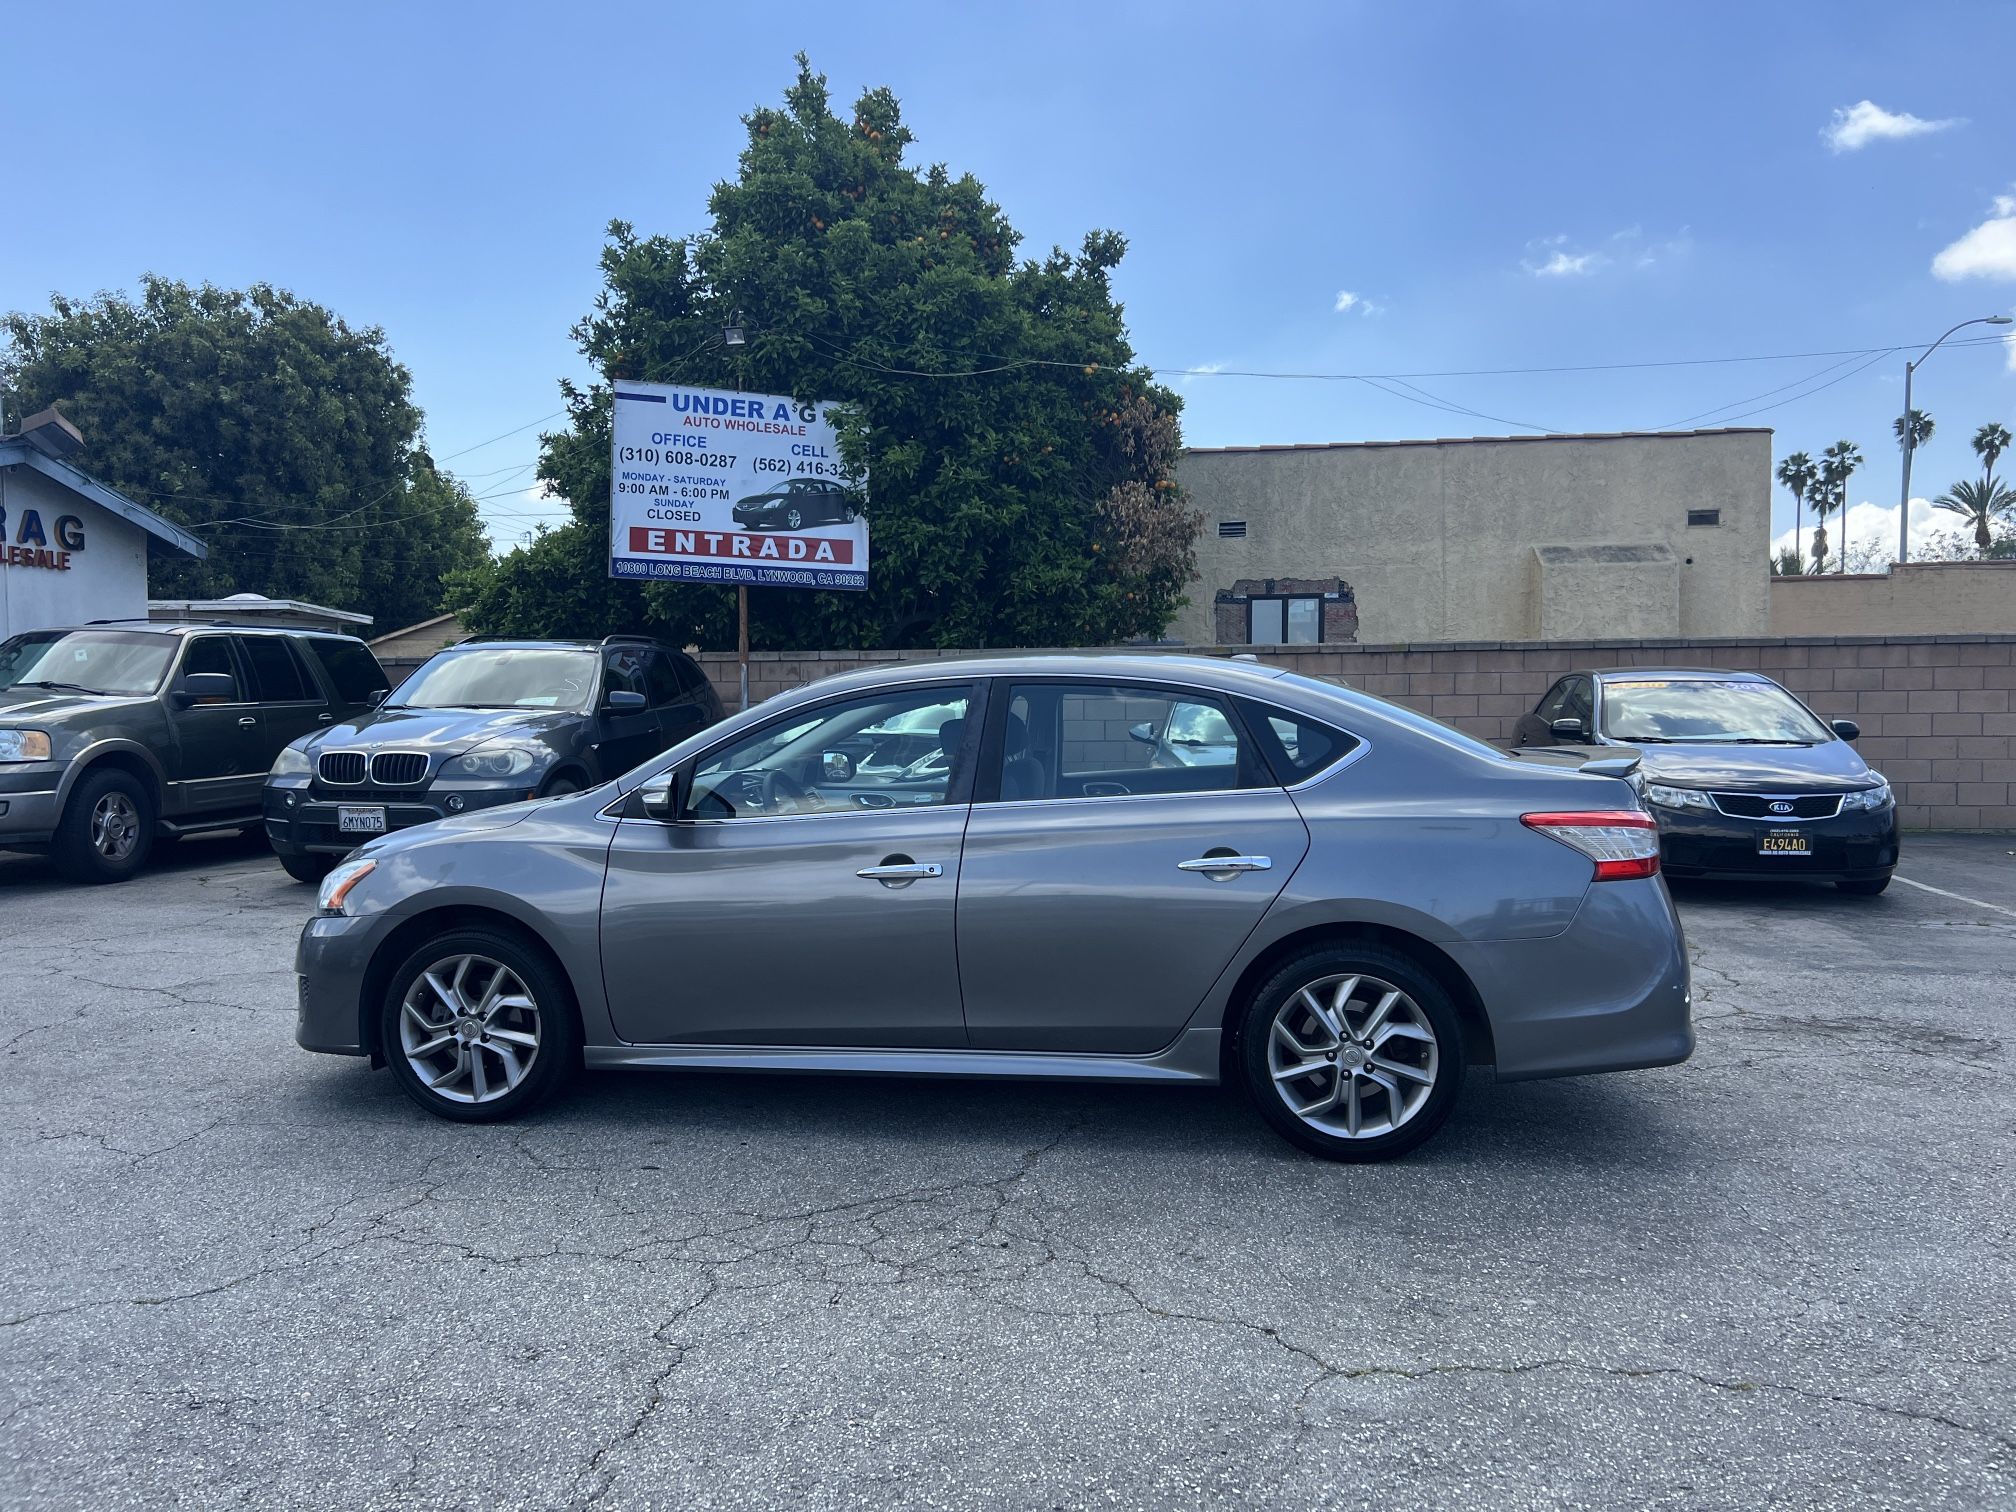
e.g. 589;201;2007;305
608;382;869;591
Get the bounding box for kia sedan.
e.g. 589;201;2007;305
295;655;1692;1161
1512;668;1898;894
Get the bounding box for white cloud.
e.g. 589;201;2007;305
1823;100;1959;152
1534;250;1599;277
1334;290;1360;314
1331;290;1384;316
1773;497;1948;569
1932;193;2016;281
1177;361;1223;387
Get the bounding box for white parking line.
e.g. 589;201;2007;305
1891;875;2016;920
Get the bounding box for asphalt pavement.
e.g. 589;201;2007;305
2;832;2012;1510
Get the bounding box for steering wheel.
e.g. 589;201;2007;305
755;768;812;814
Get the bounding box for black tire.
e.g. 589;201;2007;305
380;927;577;1123
785;507;804;529
51;768;155;884
279;852;336;884
539;774;583;798
1236;945;1466;1162
1837;876;1891;896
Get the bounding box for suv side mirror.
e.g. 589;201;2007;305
172;672;239;709
1549;716;1590;742
1831;719;1860;742
638;768;687;821
606;689;647;711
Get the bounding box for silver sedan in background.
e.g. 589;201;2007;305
295;655;1691;1161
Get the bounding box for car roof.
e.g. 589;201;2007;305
1587;667;1774;682
789;653;1292;700
48;621;359;640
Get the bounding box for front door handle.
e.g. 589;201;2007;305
856;859;945;884
237;716;258;728
1177;854;1272;878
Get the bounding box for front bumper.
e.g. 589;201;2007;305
1652;804;1898;882
295;912;386;1056
0;765;62;846
264;781;529;856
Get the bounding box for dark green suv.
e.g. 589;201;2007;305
0;622;389;883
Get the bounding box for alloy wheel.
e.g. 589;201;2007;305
398;954;542;1105
91;793;141;862
1267;973;1440;1139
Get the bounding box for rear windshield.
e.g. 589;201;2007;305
0;630;176;697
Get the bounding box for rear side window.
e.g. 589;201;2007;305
988;682;1270;802
237;636;317;703
666;650;706;697
1237;699;1360;783
304;638;388;708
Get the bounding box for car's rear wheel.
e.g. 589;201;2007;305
1237;946;1464;1161
51;768;155;884
380;928;577;1122
279;852;336;884
1837;876;1891;896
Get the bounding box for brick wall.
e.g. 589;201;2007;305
693;636;2016;832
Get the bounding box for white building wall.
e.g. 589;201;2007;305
0;465;153;638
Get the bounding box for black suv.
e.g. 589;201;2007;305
0;622;391;883
731;478;858;530
264;636;724;881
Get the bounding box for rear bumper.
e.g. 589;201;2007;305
1448;877;1694;1083
1654;805;1898;882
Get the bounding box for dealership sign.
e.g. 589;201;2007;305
608;381;868;591
0;507;86;572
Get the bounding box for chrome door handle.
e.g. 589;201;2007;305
317;712;334;723
856;862;944;881
237;717;258;727
1177;855;1272;875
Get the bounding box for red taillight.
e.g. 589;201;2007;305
1521;810;1661;881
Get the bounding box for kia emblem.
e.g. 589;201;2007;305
1769;801;1793;815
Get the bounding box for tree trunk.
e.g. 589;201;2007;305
1811;525;1828;572
1979;515;1992;551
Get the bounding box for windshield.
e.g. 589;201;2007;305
387;648;597;710
1600;679;1834;744
0;630;177;697
1165;703;1236;746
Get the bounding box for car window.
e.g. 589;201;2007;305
1600;678;1835;744
687;686;973;819
1561;678;1594;727
305;638;388;708
179;636;239;694
237;636;318;703
603;647;650;702
1236;698;1361;781
1535;678;1573;722
993;682;1263;801
643;651;682;707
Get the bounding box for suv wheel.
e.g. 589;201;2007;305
280;852;336;884
52;768;155;884
380;928;577;1122
1236;946;1465;1162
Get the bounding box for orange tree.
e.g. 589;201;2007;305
458;57;1197;650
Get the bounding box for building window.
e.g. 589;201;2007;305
1686;509;1721;527
1217;520;1247;538
1248;595;1323;645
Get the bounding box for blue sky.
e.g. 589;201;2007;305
6;0;2014;566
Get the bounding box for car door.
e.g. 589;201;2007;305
598;681;982;1048
163;634;265;817
1515;677;1573;747
954;679;1310;1055
236;635;332;758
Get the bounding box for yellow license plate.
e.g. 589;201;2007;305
1758;831;1809;856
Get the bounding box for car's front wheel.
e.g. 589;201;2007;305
51;768;155;884
1237;946;1465;1161
785;507;804;529
380;928;577;1122
279;852;336;884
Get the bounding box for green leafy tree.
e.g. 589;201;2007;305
1813;439;1862;573
1892;408;1935;451
458;57;1199;650
1;277;489;631
1770;545;1803;576
1973;421;2011;491
1775;451;1816;573
1932;478;2016;550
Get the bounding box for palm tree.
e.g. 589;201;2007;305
1974;422;2012;491
1893;409;1935;452
1771;545;1803;577
1820;440;1863;573
1932;478;2016;550
1775;451;1816;573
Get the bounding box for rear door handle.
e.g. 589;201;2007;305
1177;855;1272;876
856;861;944;883
237;716;258;728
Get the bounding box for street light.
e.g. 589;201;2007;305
1899;315;2014;563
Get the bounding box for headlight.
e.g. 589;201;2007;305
317;857;377;915
270;744;313;777
1644;783;1713;811
0;728;52;762
1841;777;1893;812
439;746;542;780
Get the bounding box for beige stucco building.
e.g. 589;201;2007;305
1172;427;1771;645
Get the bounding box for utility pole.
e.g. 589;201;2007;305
1899;315;2013;564
725;312;750;711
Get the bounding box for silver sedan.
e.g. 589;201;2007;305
295;655;1691;1161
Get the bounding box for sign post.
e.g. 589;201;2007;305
608;380;867;711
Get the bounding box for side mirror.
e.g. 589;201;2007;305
369;688;389;708
1831;719;1860;742
172;672;239;709
1550;716;1590;742
822;751;855;782
639;769;687;821
606;689;647;711
665;702;705;732
1128;721;1157;746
